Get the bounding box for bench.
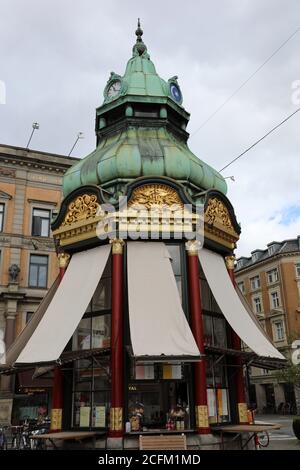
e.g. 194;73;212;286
139;434;187;450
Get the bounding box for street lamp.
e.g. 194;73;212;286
26;122;40;149
68;132;84;156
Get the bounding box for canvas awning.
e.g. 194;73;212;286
1;276;60;368
127;242;201;361
16;245;111;365
198;248;284;359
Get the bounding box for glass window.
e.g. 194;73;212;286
274;321;284;341
28;255;48;288
32;208;51;237
92;257;111;312
253;297;262;314
237;282;245;294
270;291;280;309
267;269;278;284
213;317;227;348
0;203;4;232
203;314;213;346
127;369;191;430
92;315;111;349
295;263;300;278
73;317;92;350
206;356;230;424
250;275;260;291
72;358;110;429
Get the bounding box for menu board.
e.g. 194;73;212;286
79;406;90;427
94;406;106;427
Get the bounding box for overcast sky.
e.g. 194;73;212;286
1;0;300;256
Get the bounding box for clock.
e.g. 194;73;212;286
170;83;182;104
107;80;122;98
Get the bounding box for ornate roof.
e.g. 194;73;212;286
63;21;227;202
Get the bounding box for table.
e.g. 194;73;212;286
213;424;281;450
30;431;99;450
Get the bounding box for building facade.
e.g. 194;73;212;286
0;144;78;423
236;238;300;414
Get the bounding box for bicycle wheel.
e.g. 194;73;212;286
257;431;269;448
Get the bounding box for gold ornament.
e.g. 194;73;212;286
205;197;233;230
225;255;236;270
128;184;183;210
110;407;123;431
109;238;125;255
57;252;70;269
62;194;100;225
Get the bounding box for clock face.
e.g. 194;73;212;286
170;83;182;103
107;80;122;98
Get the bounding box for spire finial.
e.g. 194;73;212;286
135;18;143;42
133;18;147;56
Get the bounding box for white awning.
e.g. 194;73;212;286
127;242;200;361
16;245;111;364
1;276;60;367
198;248;284;359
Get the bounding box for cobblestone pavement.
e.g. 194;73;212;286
256;414;300;450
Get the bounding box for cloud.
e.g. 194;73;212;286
0;0;300;256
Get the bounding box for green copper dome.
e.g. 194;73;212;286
63;22;227;200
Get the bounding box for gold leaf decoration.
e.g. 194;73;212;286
128;184;184;210
205;197;233;230
62;194;100;225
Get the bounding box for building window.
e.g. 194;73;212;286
268;245;276;256
274;321;284;341
270;291;280;309
29;255;48;288
250;275;260;291
237;282;245;294
295;263;300;278
206;356;230;424
253;297;262;314
267;268;278;284
32;208;51;237
26;312;34;324
0;203;4;232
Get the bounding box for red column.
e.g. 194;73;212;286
225;256;248;424
50;252;70;432
109;239;124;438
186;241;210;434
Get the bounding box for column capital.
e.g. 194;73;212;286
225;255;236;270
110;239;125;255
185;240;201;256
57;252;70;269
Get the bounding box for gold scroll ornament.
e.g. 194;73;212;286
62;194;100;226
110;407;123;431
128;184;184;210
195;405;209;429
205;197;233;230
238;403;248;423
50;408;62;430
